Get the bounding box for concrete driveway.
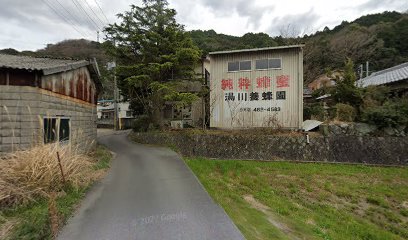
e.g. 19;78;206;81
57;130;244;240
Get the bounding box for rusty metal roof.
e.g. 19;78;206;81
209;44;305;55
0;54;90;75
356;62;408;87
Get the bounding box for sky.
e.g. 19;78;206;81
0;0;407;51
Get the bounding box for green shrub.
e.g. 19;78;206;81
335;103;356;122
362;99;408;128
361;85;390;108
304;103;325;121
132;115;150;132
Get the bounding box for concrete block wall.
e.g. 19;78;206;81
0;85;97;154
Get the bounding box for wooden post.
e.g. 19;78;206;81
56;152;66;184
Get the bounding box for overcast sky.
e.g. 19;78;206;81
0;0;407;51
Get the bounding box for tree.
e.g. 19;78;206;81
331;58;362;107
104;0;201;126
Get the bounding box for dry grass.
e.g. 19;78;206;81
0;142;97;208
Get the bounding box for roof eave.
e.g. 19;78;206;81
209;44;305;56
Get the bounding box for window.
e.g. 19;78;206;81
126;111;132;117
269;58;282;69
228;61;239;72
255;58;282;70
255;59;268;70
239;61;251;71
44;118;70;144
228;61;252;72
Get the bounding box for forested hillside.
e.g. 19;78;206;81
1;11;406;87
189;11;408;83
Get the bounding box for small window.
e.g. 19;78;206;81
239;61;251;71
269;58;282;69
255;59;268;70
44;118;70;144
228;61;239;72
126;111;132;117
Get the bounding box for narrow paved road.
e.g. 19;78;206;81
58;130;244;240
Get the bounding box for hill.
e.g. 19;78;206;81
189;11;408;84
1;11;406;87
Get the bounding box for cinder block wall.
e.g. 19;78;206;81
0;85;97;154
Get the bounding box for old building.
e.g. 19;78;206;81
356;62;408;96
0;54;101;153
308;71;342;91
97;100;136;129
208;45;304;129
162;80;203;128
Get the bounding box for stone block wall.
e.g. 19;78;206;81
130;131;408;165
0;86;97;154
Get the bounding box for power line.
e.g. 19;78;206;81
70;0;102;31
53;0;94;38
42;0;90;39
83;0;106;28
93;0;110;24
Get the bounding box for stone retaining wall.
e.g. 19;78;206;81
130;132;408;165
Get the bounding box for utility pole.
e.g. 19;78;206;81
108;61;118;130
97;31;100;43
366;61;369;77
359;64;363;79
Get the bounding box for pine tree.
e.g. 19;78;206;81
104;0;201;126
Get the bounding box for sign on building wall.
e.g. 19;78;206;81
221;75;289;113
209;46;303;129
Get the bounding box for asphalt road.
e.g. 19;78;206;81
57;130;245;240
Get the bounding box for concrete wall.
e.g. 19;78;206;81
0;85;97;153
130;132;408;166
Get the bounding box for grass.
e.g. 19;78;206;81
185;158;408;240
0;144;112;240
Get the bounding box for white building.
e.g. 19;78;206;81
209;45;304;129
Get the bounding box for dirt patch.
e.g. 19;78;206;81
243;195;301;240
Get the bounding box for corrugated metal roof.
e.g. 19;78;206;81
356;62;408;87
0;54;90;75
209;44;305;55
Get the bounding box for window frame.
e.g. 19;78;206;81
239;60;252;72
255;57;283;71
227;61;240;72
43;117;71;144
227;60;252;72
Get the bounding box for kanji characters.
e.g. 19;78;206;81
250;92;259;101
224;92;235;101
276;75;290;88
262;91;273;100
238;77;251;90
221;79;233;90
276;91;286;100
256;76;271;88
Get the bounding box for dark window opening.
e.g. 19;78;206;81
255;59;269;70
228;61;239;72
269;58;282;69
255;58;282;70
240;61;251;71
44;118;70;144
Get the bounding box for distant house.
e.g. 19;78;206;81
162;80;204;128
356;62;408;96
308;71;342;91
0;54;101;154
96;100;135;129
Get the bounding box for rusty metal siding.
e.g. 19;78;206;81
209;47;303;129
41;66;97;104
